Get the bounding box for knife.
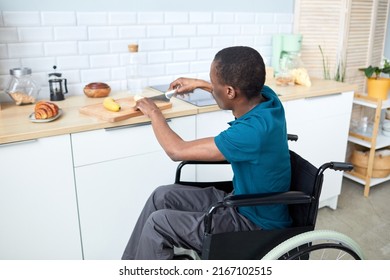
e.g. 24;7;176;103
149;88;177;102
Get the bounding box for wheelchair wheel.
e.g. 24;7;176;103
262;230;364;260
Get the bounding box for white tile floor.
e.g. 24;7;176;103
316;178;390;260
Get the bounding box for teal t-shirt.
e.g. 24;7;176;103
214;86;292;230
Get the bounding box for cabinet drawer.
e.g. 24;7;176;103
72;115;195;167
283;91;353;123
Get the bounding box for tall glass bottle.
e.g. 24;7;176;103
127;44;143;94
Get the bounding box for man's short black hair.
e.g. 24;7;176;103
213;46;266;99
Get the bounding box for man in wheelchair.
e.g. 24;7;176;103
122;46;292;260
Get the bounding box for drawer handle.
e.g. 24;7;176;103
304;92;341;100
104;119;171;131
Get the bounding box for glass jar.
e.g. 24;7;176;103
281;52;303;70
6;67;40;105
275;52;303;86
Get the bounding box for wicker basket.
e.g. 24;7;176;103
350;148;390;178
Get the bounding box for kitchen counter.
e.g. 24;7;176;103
198;78;357;113
0;77;357;260
0;89;198;145
0;78;357;145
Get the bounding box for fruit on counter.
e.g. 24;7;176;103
35;101;59;119
133;94;145;101
103;97;121;112
126;94;144;108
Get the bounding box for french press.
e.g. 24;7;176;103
48;65;68;101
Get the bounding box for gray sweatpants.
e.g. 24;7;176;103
121;184;259;260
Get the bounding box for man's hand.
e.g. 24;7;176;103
169;77;212;94
135;97;162;119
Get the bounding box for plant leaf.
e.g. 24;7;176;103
364;67;376;78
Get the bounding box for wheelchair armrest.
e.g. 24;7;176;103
203;191;312;234
174;160;230;184
223;191;312;207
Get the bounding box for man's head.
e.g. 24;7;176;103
211;46;266;100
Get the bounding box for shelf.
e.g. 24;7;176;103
353;94;390;109
349;94;390;149
344;172;390;187
346;93;390;197
348;133;390;149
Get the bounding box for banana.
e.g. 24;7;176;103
103;97;121;112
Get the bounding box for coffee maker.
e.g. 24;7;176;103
272;34;303;75
48;65;68;101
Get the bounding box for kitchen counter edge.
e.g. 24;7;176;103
0;78;357;145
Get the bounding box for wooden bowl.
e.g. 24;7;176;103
350;148;390;178
84;83;111;98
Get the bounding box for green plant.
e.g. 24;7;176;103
319;45;330;80
360;58;390;79
334;59;346;83
319;45;345;82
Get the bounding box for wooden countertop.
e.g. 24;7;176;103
197;78;357;113
0;78;356;145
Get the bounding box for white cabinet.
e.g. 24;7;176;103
0;135;82;260
71;116;195;259
195;110;234;182
74;151;177;260
284;91;354;209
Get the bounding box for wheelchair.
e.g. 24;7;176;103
173;135;364;260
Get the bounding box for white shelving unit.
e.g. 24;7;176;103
344;94;390;196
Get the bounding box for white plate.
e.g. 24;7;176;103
29;109;63;123
382;129;390;137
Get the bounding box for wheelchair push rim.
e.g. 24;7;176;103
261;229;364;260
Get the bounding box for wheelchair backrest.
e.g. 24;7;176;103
289;150;322;227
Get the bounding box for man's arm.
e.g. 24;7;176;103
135;97;224;162
169;78;213;94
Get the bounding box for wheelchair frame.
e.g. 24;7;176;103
173;135;364;260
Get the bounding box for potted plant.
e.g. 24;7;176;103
360;58;390;100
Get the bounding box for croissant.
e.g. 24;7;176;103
34;101;59;119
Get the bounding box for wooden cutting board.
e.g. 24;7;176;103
79;97;172;122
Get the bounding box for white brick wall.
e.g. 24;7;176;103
0;10;293;100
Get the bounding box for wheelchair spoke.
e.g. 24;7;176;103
289;244;361;260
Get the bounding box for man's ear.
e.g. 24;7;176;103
226;86;236;99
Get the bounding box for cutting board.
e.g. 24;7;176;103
79;97;172;122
